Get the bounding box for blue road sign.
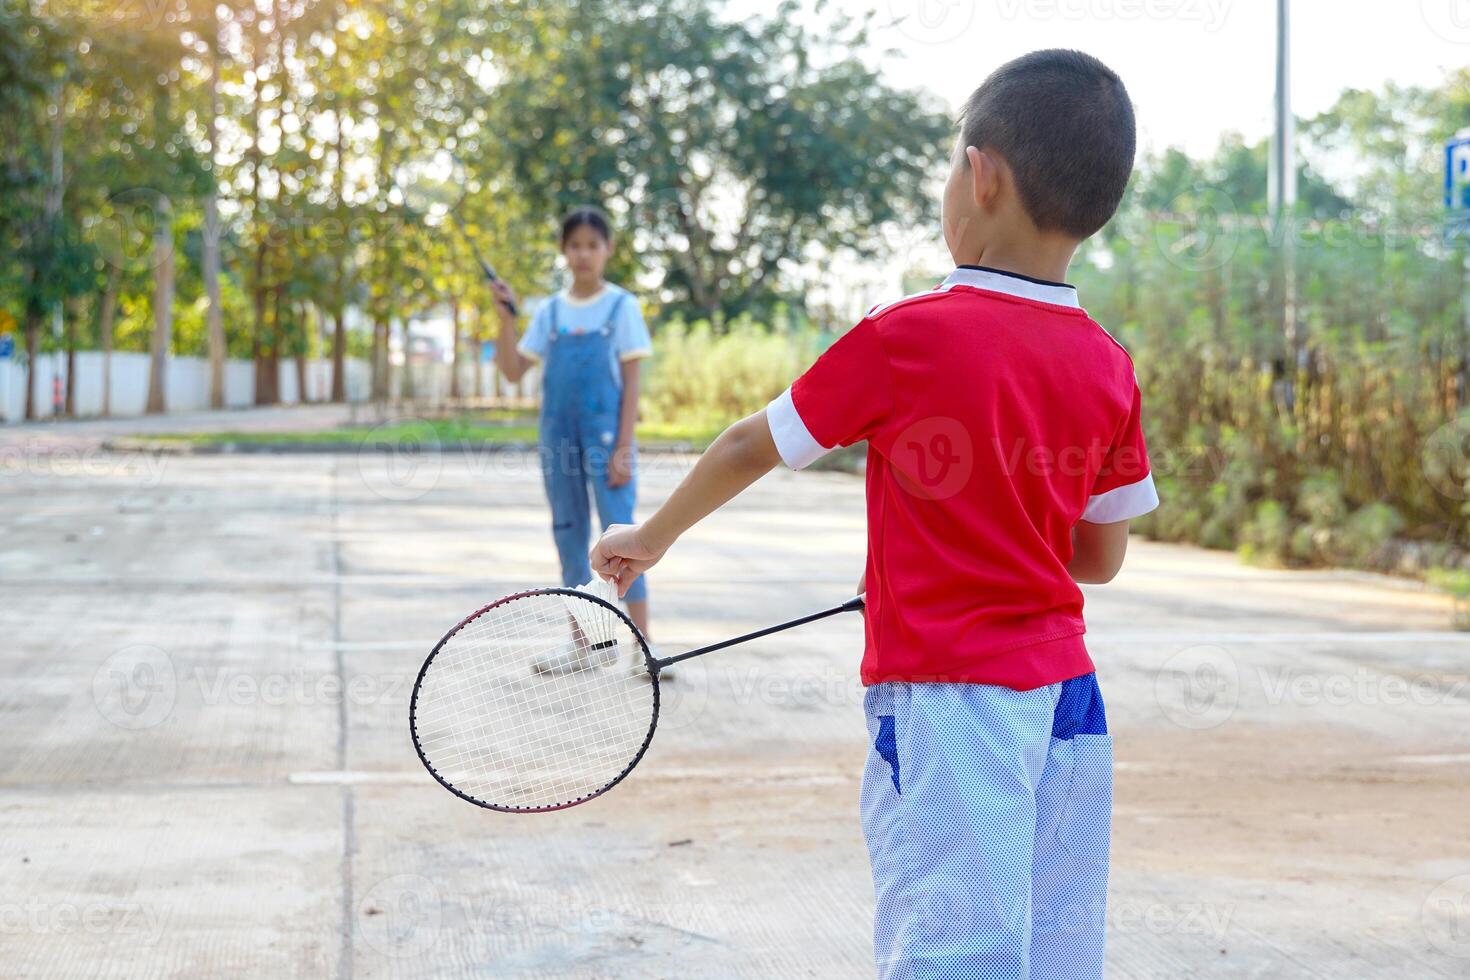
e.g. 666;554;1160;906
1446;134;1470;240
0;334;14;360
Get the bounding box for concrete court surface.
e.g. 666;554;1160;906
2;425;1469;979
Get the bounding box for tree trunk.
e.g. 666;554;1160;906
98;265;119;417
204;29;226;409
295;303;309;404
331;307;347;403
400;319;415;402
64;299;77;417
146;198;174;415
252;242;269;405
260;281;283;405
22;308;41;421
248;49;267;407
23;79;66;421
331;97;349;405
472;307;485;400
370;317;386;402
449;295;462;401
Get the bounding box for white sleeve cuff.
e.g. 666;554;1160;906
766;387;830;470
1082;474;1159;523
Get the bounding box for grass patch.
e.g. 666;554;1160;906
139;416;728;451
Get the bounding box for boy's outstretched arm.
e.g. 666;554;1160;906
1067;518;1131;584
591;410;781;596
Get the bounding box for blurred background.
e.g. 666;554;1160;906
4;2;1470;977
4;0;1470;593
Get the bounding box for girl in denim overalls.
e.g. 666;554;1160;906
492;208;654;643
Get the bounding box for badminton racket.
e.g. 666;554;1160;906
409;585;865;813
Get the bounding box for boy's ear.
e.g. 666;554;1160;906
966;145;1003;210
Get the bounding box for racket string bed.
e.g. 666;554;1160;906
411;590;658;811
412;588;862;812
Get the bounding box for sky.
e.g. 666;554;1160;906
449;1;1470;342
730;0;1470;158
708;0;1470;318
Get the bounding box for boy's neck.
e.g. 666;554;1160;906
569;277;606;299
955;235;1079;285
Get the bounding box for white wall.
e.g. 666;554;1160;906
0;349;539;423
0;352;383;423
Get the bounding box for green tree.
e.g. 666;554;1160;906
494;0;951;321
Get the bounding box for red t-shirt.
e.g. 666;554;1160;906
766;266;1158;690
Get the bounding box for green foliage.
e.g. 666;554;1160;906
644;318;821;429
1239;500;1291;566
1428;567;1470;599
493;0;951;321
1338;503;1407;566
1083;73;1470;573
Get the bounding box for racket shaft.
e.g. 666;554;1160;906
654;595;864;670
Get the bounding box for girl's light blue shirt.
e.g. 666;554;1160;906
516;284;653;391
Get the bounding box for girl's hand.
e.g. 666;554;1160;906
490;280;520;327
606;445;634;488
591;523;667;597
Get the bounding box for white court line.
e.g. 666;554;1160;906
289;770;433;785
305;632;1469;653
1095;632;1469;644
290;768;852;787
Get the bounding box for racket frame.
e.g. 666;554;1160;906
409;587;660;814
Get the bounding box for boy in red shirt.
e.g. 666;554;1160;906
592;49;1155;979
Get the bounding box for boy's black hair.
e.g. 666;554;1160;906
959;49;1135;239
560;206;613;245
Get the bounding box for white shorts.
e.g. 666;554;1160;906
861;674;1113;979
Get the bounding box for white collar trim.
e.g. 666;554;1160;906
940;267;1081;309
559;284;612;308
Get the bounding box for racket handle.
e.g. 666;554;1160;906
463;231;518;316
477;260;519;316
844;593;866;611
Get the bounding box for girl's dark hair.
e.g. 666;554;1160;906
560;206;613;245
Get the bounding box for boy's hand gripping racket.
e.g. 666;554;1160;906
409;586;865;812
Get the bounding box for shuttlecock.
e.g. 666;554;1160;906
563;578;622;649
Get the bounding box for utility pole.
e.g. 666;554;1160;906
1269;0;1298;360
